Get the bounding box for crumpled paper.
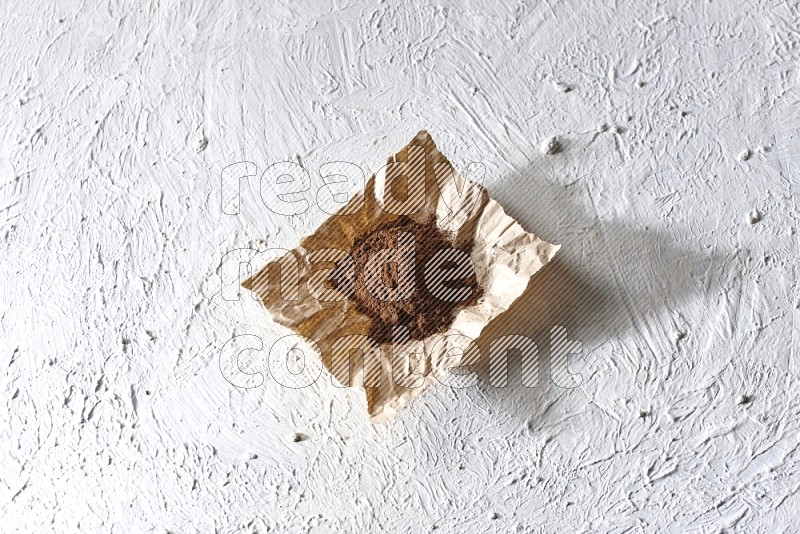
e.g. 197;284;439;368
243;130;559;422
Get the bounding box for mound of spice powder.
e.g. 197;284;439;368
329;216;482;343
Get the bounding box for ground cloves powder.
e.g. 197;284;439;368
330;216;482;343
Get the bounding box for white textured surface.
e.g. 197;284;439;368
1;0;799;532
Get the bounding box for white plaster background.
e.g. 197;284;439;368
1;0;799;532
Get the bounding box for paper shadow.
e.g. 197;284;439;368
465;163;727;426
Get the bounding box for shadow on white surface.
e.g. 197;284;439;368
469;164;729;425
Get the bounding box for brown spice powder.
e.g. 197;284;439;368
329;216;482;343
